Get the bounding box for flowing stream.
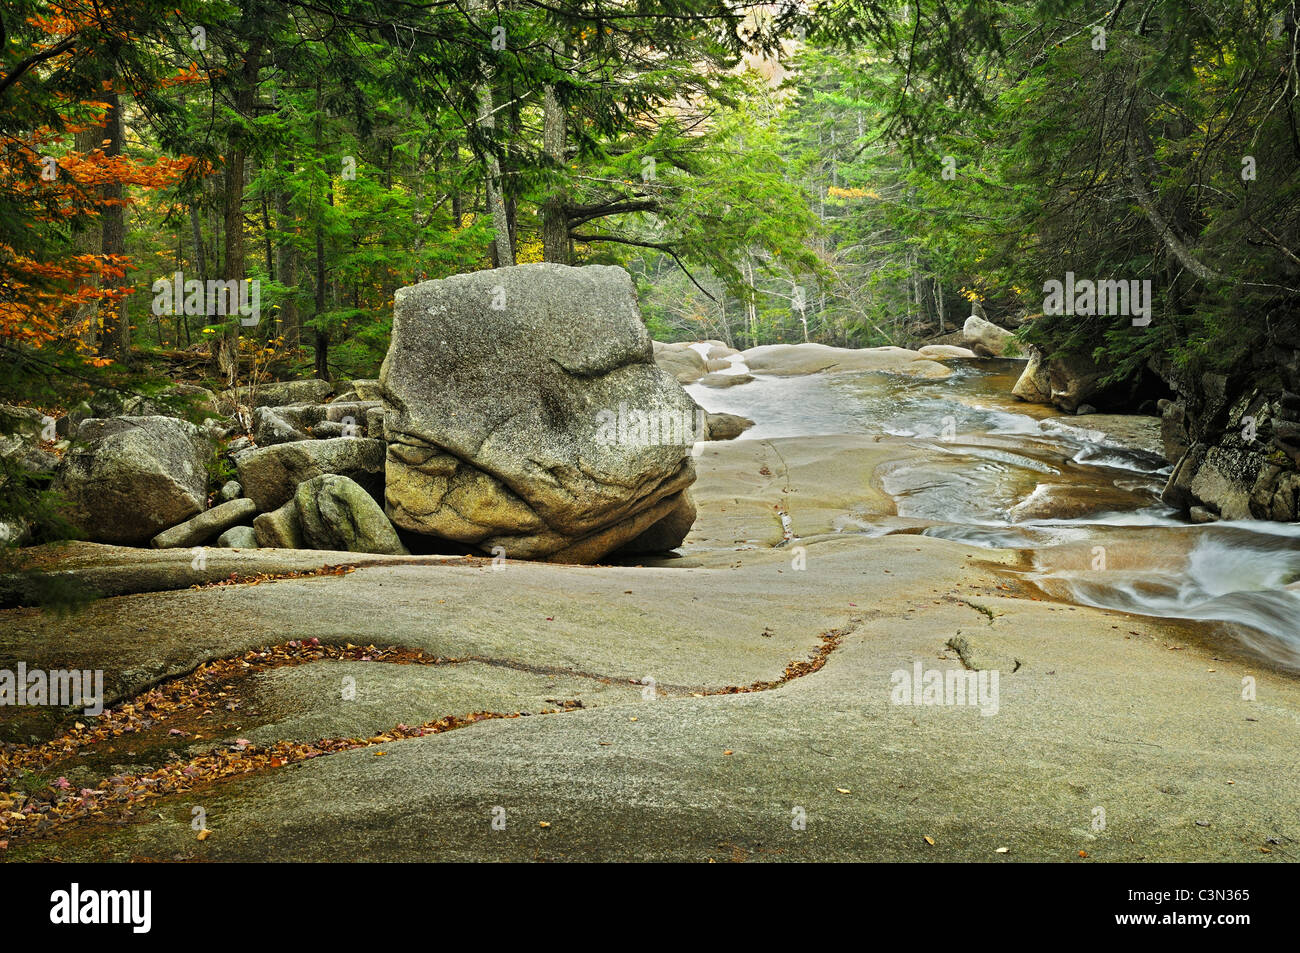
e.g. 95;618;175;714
687;356;1300;670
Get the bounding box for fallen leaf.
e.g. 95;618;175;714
539;821;551;829
995;847;1009;854
924;836;935;846
836;787;851;794
196;829;210;841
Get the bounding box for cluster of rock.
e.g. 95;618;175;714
9;380;400;556
1155;335;1300;522
3;264;716;562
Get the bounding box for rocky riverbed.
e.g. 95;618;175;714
2;350;1298;862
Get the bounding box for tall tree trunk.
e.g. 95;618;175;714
540;84;568;263
311;80;329;380
275;162;299;347
478;84;514;267
71;125;101;349
98;91;129;364
216;42;264;385
313;216;328;379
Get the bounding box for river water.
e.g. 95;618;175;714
687;356;1300;670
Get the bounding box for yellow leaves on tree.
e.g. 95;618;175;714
827;185;881;200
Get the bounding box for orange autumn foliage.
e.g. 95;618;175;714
0;5;206;360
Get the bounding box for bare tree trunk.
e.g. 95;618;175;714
275;165;299;347
312;81;330;381
98;91;128;363
71;125;101;349
743;256;758;346
314;216;328;380
216;42;264;385
541;84;569;263
1125;134;1223;282
478;84;514;267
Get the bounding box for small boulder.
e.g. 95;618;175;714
253;499;303;549
333;379;383;402
1047;353;1105;414
706;413;755;441
700;373;754;388
217;525;259;548
295;474;408;555
151;498;259;548
917;344;977;360
962;315;1018;357
252;406;309;446
0;404;50;439
0;434;58;474
653;343;708;383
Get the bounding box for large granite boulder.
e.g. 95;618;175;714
295;474;408;555
652;342;709;384
53;416;210;545
739;343;949;378
380;263;697;562
1012;347;1052;403
1046;352;1106;414
962;315;1018;357
235;437;385;511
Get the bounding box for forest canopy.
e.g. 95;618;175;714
0;0;1296;403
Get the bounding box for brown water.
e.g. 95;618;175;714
688;358;1300;668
